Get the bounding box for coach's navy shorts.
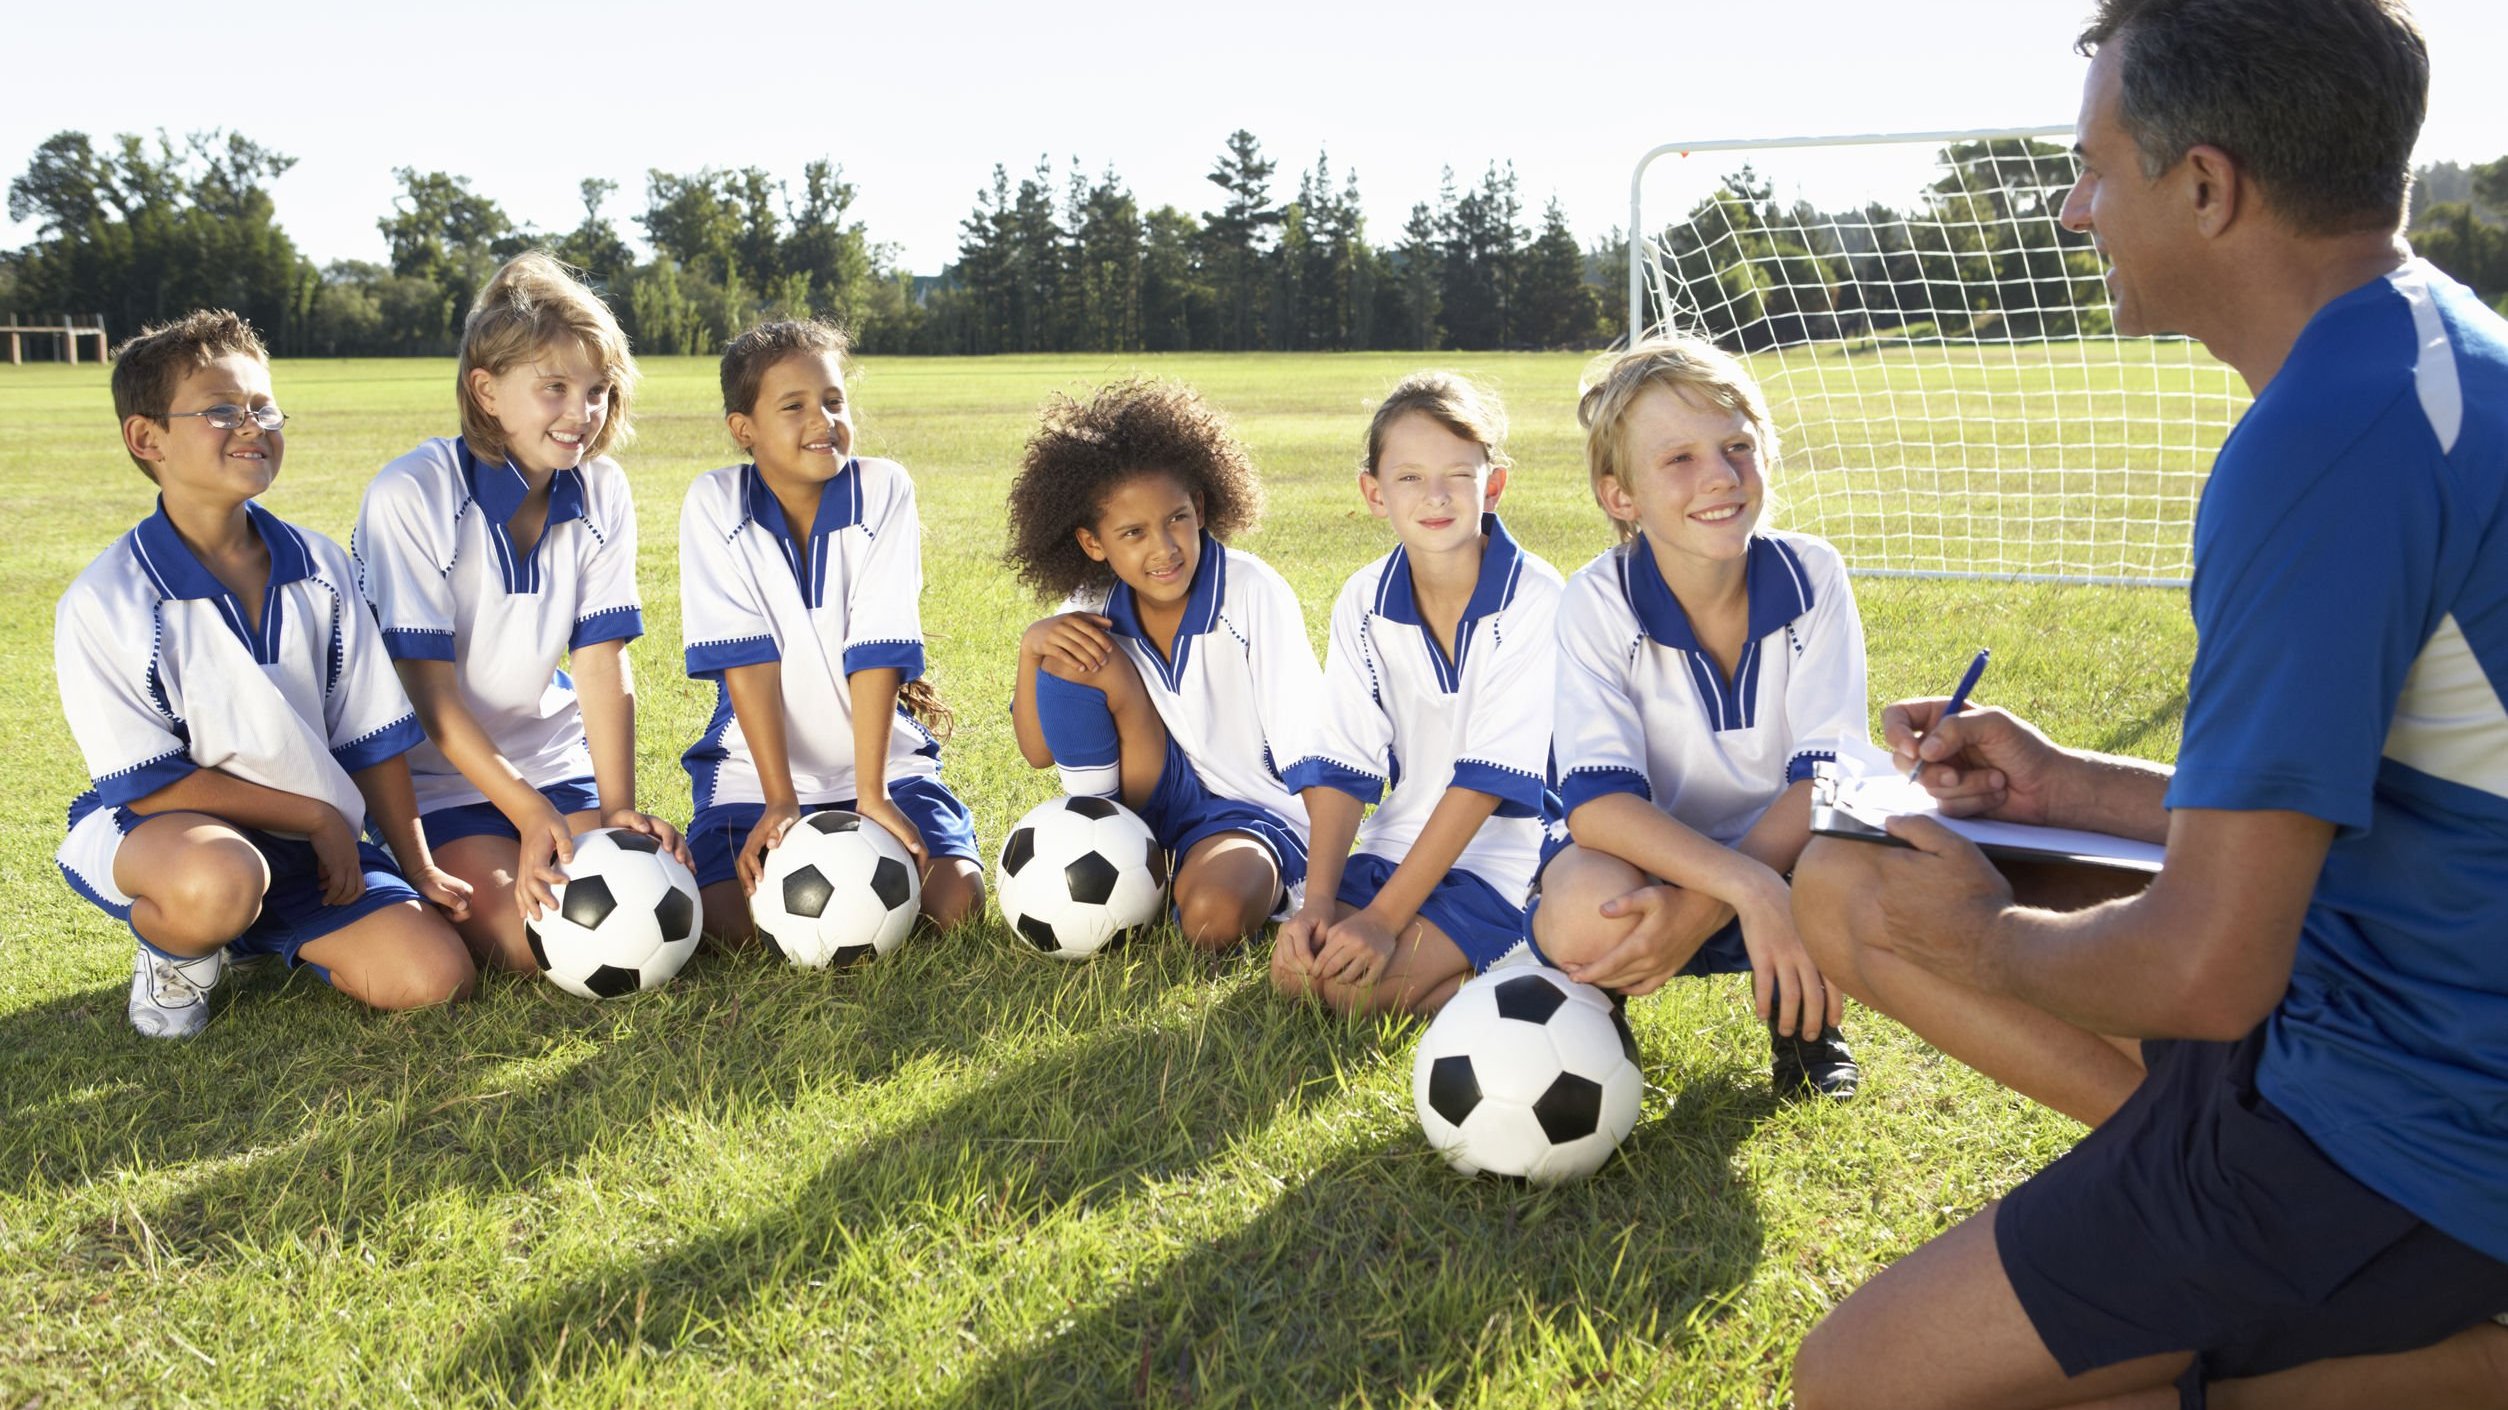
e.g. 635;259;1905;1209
687;776;980;890
1141;735;1306;919
1996;1027;2508;1407
1334;851;1538;972
419;777;604;850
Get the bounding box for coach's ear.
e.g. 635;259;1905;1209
2183;142;2243;238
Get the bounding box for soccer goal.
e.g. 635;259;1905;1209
1627;127;2250;587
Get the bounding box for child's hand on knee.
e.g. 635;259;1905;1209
854;795;928;866
414;865;473;923
1320;910;1402;987
1272;906;1329;987
512;797;576;920
1023;613;1117;675
735;801;802;896
1572;883;1730;997
605;807;692;869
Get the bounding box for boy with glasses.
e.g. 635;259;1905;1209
54;310;476;1038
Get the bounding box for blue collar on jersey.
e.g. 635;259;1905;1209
740;461;867;608
1371;512;1526;627
129;498;316;664
459;439;588;532
1102;529;1228;687
1620;532;1815;652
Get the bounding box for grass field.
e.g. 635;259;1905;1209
0;350;2201;1407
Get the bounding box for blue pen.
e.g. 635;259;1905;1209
1908;648;1992;783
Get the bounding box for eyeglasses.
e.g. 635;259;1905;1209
163;403;288;432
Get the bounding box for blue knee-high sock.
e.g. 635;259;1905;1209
1033;669;1122;798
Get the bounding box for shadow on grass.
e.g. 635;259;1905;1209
2091;686;2187;758
430;978;1370;1403
939;1071;1772;1408
0;926;1163;1261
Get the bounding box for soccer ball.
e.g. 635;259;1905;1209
1411;966;1644;1184
994;795;1166;960
750;810;921;968
526;828;702;999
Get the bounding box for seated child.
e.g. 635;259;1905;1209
1006;379;1321;949
353;251;686;973
679;319;983;939
56;311;476;1037
1533;338;1869;1098
1272;372;1564;1014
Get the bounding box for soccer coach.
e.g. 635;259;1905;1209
1788;1;2508;1407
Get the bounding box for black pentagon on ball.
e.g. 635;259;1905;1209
654;888;695;942
525;923;551;970
584;964;642;999
560;876;618;930
1064;851;1120;906
1533;1071;1606;1143
807;810;862;834
1611;1007;1641;1066
1147;837;1169;886
1017;914;1061;951
783;864;835;919
607;831;660;854
1492;973;1567;1025
1427;1054;1483;1127
1064;794;1118;820
759;926;794;965
829;943;876;970
1000;826;1036;877
869;856;913;911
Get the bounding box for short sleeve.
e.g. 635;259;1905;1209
680;476;782;679
840;463;926;680
311;539;424;773
54;578;197;806
1779;545;1872;785
353;466;459;663
1555;566;1653;814
1453;576;1559;818
2166;435;2437;833
570;461;645;650
1244;560;1326;787
1284;578;1394;805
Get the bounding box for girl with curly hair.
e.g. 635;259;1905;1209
1006;379;1322;949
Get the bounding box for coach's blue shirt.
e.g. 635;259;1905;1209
2167;258;2508;1262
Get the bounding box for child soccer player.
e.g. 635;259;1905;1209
354;251;685;974
1271;372;1564;1014
55;311;477;1037
679;319;983;939
1533;338;1867;1098
1007;380;1322;949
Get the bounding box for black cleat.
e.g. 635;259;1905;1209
1771;1020;1860;1101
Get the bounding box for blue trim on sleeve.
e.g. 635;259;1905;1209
686;635;781;679
382;627;458;662
92;751;198;809
570;605;645;651
1561;765;1653;815
1284;757;1385;805
842;639;927;681
1786;750;1838;786
332;713;425;774
1452;758;1549;819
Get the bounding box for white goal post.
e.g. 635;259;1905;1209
1626;127;2250;587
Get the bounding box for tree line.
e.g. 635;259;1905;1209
4;129;2500;362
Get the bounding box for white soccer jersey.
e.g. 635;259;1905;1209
1555;530;1876;845
56;503;425;906
1287;515;1560;900
352;437;644;812
1062;533;1321;842
679;460;940;810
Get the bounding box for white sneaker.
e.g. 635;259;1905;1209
127;944;226;1039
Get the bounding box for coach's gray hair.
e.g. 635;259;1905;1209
2077;0;2427;236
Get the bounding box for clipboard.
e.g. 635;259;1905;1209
1809;762;2165;873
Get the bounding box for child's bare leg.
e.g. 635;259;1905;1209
701;880;756;946
1173;832;1280;950
1529;843;1724;978
919;856;984;930
1034;650;1168;810
431;835;537;972
1311;914;1474;1017
113;812;269;956
298;902;476;1010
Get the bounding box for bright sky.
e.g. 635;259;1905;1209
5;0;2501;278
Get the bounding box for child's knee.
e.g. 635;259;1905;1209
1176;883;1261;948
459;909;539;974
920;860;983;930
351;912;477;1010
144;837;270;946
701;884;756;948
1530;847;1638;965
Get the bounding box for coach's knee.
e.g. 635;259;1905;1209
1791;837;1874;983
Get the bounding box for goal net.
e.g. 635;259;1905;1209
1628;127;2250;586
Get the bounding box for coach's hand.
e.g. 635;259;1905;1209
1863;813;2014;992
1885;700;2069;825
